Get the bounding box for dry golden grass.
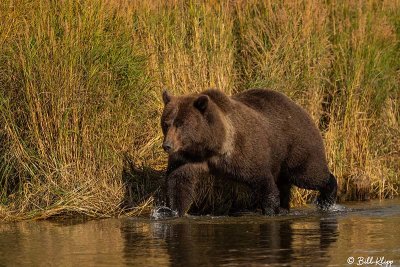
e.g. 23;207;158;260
0;0;399;220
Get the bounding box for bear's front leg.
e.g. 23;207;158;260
166;162;208;216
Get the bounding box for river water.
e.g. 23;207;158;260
0;199;399;266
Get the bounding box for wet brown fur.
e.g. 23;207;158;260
161;89;337;216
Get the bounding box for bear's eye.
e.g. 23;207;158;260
174;120;183;128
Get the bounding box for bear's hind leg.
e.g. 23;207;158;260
253;174;280;215
290;158;337;211
277;168;292;214
277;182;291;214
316;173;337;210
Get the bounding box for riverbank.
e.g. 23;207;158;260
0;0;399;221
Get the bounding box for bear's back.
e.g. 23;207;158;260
232;89;298;116
202;88;319;141
232;88;322;152
203;88;296;116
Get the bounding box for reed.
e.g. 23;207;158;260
0;0;398;220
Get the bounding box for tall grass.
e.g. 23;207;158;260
0;0;399;220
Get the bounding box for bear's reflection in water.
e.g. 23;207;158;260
122;216;338;266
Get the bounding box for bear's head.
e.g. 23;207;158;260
161;90;228;161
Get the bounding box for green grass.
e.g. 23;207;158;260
0;0;399;220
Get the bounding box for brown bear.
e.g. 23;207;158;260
161;88;337;216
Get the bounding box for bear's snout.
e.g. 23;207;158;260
162;141;173;153
162;127;182;154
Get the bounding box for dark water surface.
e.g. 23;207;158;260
1;199;399;266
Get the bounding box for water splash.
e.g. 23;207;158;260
150;206;178;220
328;204;349;212
318;203;350;213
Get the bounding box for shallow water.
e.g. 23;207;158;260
1;200;399;266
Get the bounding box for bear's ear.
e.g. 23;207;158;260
162;89;172;105
194;95;209;113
